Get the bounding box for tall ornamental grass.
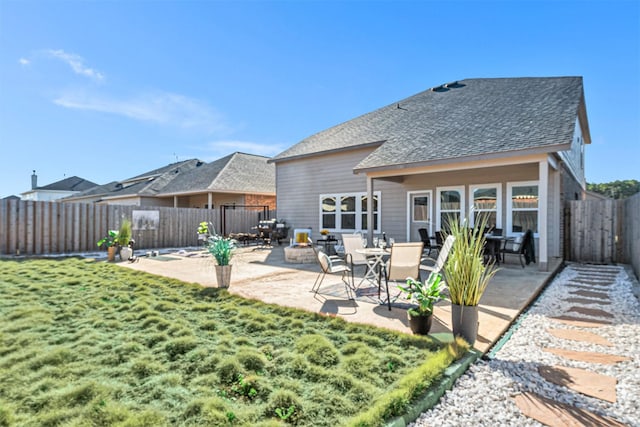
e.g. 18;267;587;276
443;214;498;306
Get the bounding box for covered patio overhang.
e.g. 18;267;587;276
357;150;566;272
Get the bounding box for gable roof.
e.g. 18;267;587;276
35;176;98;192
159;152;275;195
67;159;203;201
271;77;589;172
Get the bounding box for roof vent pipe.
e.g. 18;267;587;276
31;170;37;189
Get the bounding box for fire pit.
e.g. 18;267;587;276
284;245;317;264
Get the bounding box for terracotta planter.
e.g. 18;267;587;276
107;246;117;262
451;304;479;345
215;264;232;288
407;311;433;335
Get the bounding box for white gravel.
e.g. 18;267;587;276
409;263;640;427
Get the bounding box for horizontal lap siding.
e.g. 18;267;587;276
276;148;399;239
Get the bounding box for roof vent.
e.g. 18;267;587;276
430;85;449;92
444;81;465;89
196;161;204;167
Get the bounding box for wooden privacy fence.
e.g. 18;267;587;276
0;199;275;256
565;193;640;278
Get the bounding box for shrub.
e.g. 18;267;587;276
164;337;198;360
295;334;339;368
237;349;267;372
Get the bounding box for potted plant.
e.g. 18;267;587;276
443;215;498;345
207;233;237;288
116;219;133;262
320;229;329;240
97;230;118;262
399;273;445;335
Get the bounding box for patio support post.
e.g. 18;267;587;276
538;160;548;271
208;192;213;209
366;176;374;247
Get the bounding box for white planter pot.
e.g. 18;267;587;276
119;246;133;262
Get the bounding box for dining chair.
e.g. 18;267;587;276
312;250;354;300
381;242;424;310
342;234;375;289
420;235;456;279
501;229;535;268
418;228;436;257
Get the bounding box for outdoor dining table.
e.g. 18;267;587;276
355;247;390;288
484;235;514;265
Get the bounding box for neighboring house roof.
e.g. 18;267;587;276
2;195;20;200
64;153;274;202
66;159;203;201
36;176;98;192
159;152;275;196
271;77;589;172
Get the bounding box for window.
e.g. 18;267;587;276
361;195;379;230
319;192;380;232
436;186;465;232
469;184;501;229
507;181;539;235
412;195;430;223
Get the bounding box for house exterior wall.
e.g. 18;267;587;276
100;196;144;206
277;149;567;269
558;117;586;189
275;147;400;240
22;190;78;201
399;162;539;237
245;194;276;210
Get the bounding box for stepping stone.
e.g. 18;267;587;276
538;365;617;403
567;306;614;319
569;279;612;287
542;347;630;365
547;328;614;346
567;279;612;292
569;289;609;300
514;392;627;427
565;297;611;306
551;316;612;327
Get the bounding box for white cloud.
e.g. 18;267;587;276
46;49;104;81
53;90;229;133
205;140;287;157
18;58;30;65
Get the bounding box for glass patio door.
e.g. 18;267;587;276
409;192;431;242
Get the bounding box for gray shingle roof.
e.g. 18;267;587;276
67;159;203;200
271;77;586;172
159;152;275;195
37;176;98;192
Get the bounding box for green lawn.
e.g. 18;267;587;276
0;258;465;427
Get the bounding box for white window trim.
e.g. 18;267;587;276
506;180;539;237
436;186;465;231
319;191;381;233
406;190;433;241
469;183;502;228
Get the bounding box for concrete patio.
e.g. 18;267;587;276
120;244;562;353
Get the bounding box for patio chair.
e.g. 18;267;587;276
312;250;354;300
420;234;455;279
418;228;437;257
381;242;424;310
342;234;375;289
501;229;535;268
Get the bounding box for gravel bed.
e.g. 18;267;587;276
410;263;640;427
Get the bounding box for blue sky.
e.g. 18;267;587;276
1;0;638;198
